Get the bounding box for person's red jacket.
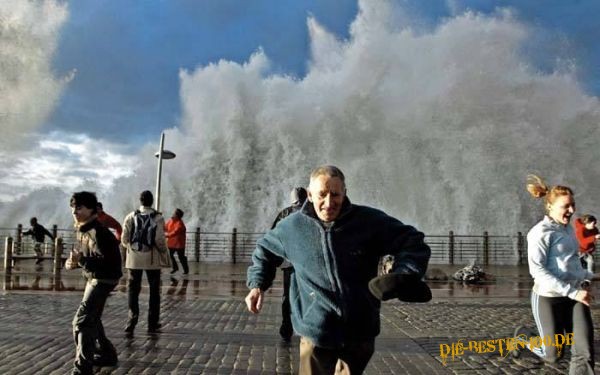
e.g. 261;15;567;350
574;218;598;255
97;211;122;241
165;217;186;249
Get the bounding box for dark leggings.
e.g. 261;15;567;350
169;248;189;273
528;291;594;374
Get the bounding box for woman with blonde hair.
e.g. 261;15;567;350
513;175;594;374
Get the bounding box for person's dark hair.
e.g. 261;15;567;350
290;187;308;206
140;190;154;207
70;192;98;214
30;217;37;225
96;202;104;210
175;208;184;218
581;214;597;225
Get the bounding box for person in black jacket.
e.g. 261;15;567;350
22;217;54;264
66;192;123;375
271;187;307;341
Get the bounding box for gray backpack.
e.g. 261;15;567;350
129;210;157;251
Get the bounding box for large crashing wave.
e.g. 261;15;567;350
0;0;71;150
169;1;600;233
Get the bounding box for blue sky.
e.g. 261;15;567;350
47;0;359;144
44;0;600;145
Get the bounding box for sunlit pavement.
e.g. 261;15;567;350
1;262;598;374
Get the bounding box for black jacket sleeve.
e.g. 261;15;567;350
44;227;54;240
79;226;122;279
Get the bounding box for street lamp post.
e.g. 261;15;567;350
155;132;176;212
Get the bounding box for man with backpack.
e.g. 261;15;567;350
121;190;169;334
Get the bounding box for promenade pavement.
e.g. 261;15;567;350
0;262;599;374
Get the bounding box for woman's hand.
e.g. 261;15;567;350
574;289;593;306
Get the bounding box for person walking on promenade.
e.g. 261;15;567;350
246;165;431;374
165;208;189;275
22;217;54;264
96;202;123;241
271;186;308;341
122;190;169;334
513;175;595;374
66;192;122;375
574;214;599;273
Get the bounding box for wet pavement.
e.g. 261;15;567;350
1;262;599;374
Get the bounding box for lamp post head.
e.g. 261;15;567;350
155;150;176;159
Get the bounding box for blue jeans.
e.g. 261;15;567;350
72;279;117;374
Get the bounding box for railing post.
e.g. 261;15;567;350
4;236;13;274
54;237;63;277
52;225;58;255
483;231;490;266
232;228;237;264
517;232;524;265
448;231;455;265
16;224;22;255
194;227;201;262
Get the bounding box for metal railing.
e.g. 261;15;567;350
4;235;65;277
1;226;527;266
426;231;526;265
